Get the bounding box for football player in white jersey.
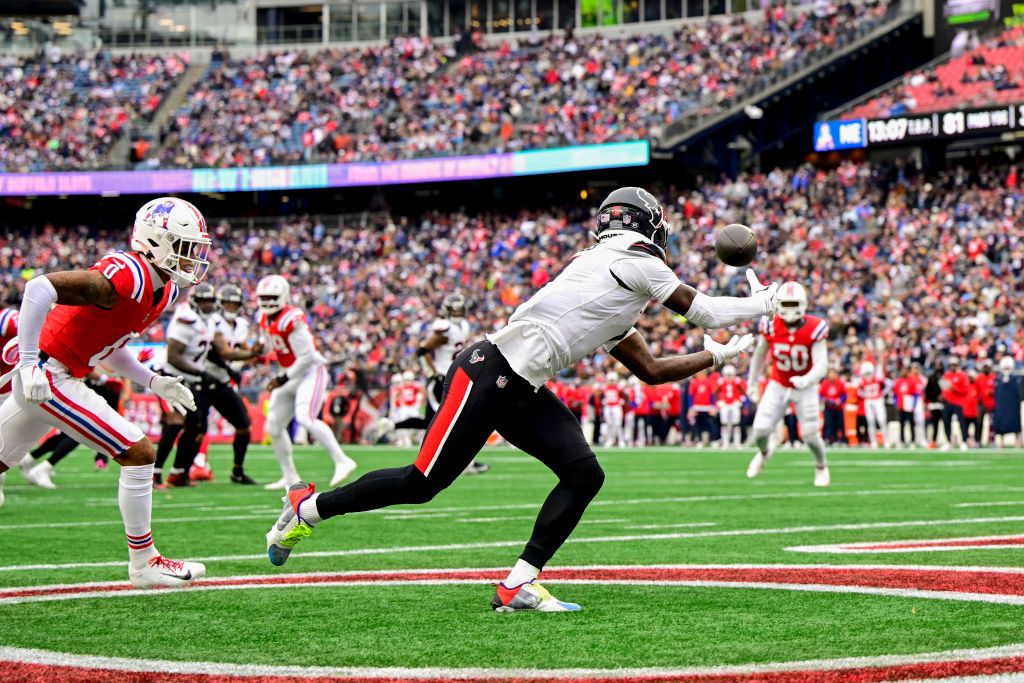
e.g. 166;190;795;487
397;293;488;473
256;275;357;491
265;186;779;612
194;284;262;484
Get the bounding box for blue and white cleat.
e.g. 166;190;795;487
491;580;581;612
266;481;316;566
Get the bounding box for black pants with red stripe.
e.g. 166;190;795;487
316;340;604;569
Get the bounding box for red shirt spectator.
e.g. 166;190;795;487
688;375;718;411
975;368;996;412
942;366;971;406
820;376;847;408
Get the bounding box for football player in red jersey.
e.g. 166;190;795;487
854;360;889;449
0;197;209;587
716;364;746;448
746;281;832;486
255;274;358;490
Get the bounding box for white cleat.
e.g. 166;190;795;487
263;477;289;491
17;455;36;479
330;458;357;486
26;461;56;489
814;465;831;487
129;555;206;589
746;450;771;479
491;580;581;612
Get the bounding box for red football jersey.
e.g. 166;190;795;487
759;314;828;389
399;382;420;407
257;305;312;368
717;377;746;405
892;376;922;411
41;252;179;378
688;376;717;408
856;372;884;400
0;308;18;393
601;383;624;407
628;384;651;416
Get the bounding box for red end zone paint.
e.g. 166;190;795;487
4;655;1024;682
5;566;1024;602
852;537;1024;550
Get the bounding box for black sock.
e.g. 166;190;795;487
155;424;183;471
172;430;203;472
47;436;79;466
232;430;250;468
31;433;64;460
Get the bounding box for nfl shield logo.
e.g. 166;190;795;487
496;375;508;388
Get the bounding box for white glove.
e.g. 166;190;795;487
747;383;760;403
790;375;811;390
19;364;52;404
149;375;196;415
746;269;780;315
703;333;755;366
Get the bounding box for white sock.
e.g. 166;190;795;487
119;464;159;569
298;493;323;526
503;558;540;588
271;431;299;482
19;455;36;470
306;420;350;465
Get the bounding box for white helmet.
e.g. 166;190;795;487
777;281;808;324
722;364;736;378
860;361;875;377
1000;356;1015;374
402;371;415;382
132;197;211;288
391;373;402;385
607;372;618;383
256;275;290;314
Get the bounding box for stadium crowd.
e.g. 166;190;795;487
159;2;890;168
0;51;188;172
0;157;1021;446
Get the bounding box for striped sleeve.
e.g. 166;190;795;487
101;252;146;303
810;319;828;341
0;309;18;337
758;317;770;336
277;308;304;334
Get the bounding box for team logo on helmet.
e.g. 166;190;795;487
635;188;664;228
148;201;176;228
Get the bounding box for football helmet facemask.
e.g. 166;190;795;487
443;292;467;317
777;281;808;325
597;187;672;252
256;275;290;315
216;284;243;321
132;197;212;288
192;282;216;316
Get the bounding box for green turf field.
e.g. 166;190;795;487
2;444;1023;674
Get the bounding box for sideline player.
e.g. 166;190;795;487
256;275;358;490
0;307;19;505
855;360;889;449
396;293;489;474
716;364;745;448
0;197;208;587
264;186;779;611
745;281;831;486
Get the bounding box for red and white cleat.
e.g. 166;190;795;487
129;555;206;589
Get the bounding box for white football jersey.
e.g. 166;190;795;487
203;312;251;382
164;303;213;381
487;232;679;388
430;317;471;376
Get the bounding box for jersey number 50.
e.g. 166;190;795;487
773;343;809;372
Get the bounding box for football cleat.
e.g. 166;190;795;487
266;481;316;566
129;555;206;589
230;470;258;485
166;472;195;487
263;477;289;491
189;465;214;482
95;458;108;471
463;461;491;475
330;458;357;486
746;449;772;479
17;455;36;478
26;461;56;489
814;465;831;487
491;581;581;612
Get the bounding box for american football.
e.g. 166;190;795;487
715;223;758;267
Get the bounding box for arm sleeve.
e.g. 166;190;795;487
746;336;769;387
285;322;318;380
103;347;156;387
801;339;829;386
608;257;680;303
683;290;764;330
18;276;58;367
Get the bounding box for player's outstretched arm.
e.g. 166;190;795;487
212;332;258;361
663;269;779;330
610;331;753;385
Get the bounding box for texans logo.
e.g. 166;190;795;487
635;188;664;228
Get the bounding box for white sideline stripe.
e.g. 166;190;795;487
5;514;1024;574
4;578;1024;607
788;533;1024;554
3;514;277;529
954;502;1024;508
3;642;1024;679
